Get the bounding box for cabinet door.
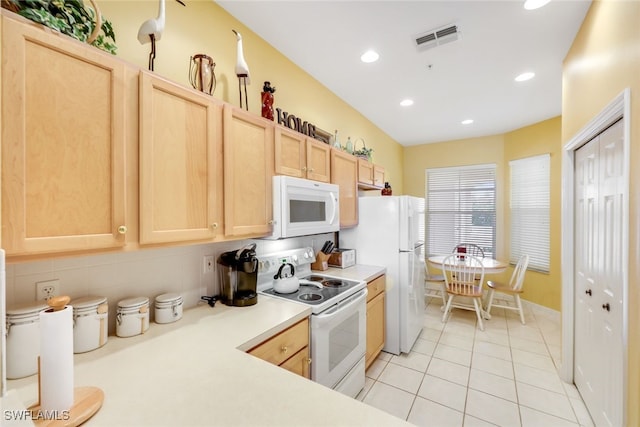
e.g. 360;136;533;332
139;71;223;244
373;165;385;188
274;126;305;178
280;346;311;379
357;159;374;186
306;139;331;183
223;105;274;236
1;17;127;255
331;149;358;228
366;292;385;370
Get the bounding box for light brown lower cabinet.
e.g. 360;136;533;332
280;346;310;378
248;318;310;379
366;275;386;370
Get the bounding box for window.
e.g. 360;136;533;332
425;164;496;258
510;154;550;272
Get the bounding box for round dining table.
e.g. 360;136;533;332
427;255;508;274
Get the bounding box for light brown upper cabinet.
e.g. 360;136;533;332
373;164;385;188
274;126;331;183
330;149;358;228
223;105;275;237
139;71;223;244
357;159;385;190
1;16;127;255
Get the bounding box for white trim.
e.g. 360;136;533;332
522;299;561;324
560;88;630;425
508;153;550;166
425;163;496;173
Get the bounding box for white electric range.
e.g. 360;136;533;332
257;247;367;398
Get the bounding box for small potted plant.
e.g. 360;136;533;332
353;138;374;162
2;0;117;54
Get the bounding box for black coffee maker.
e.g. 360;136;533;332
217;243;258;306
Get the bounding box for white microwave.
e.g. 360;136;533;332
268;176;340;239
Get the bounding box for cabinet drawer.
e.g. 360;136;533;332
367;275;386;302
248;318;309;366
280;346;310;379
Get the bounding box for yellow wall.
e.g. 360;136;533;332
97;1;571;311
403;118;563;311
97;0;404;191
562;1;640;424
403;133;506;262
504;117;562;311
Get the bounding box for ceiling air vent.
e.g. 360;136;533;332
414;24;460;51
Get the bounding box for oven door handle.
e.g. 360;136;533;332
314;288;368;319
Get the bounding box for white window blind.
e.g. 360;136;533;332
425;164;496;258
510;154;550;272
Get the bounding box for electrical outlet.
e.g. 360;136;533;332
203;255;215;274
36;279;60;301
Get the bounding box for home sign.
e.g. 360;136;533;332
276;108;317;138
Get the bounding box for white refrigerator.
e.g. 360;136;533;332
340;196;425;355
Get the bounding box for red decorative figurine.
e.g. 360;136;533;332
261;81;276;121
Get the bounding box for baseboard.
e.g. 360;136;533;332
522;299;561;323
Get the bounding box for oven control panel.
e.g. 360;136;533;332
257;247;315;275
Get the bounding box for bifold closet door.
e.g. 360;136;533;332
574;119;624;427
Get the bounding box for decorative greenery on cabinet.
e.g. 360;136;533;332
2;0;117;54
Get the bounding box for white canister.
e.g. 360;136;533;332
70;296;108;353
5;302;48;379
116;297;149;338
154;293;183;324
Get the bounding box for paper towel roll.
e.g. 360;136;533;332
39;305;74;412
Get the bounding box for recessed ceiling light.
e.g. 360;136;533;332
360;50;379;63
524;0;551;10
515;72;535;82
400;99;414;107
461;119;474;125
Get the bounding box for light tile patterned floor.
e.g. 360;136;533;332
356;298;594;427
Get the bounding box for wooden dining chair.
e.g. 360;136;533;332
441;254;486;331
485;254;529;324
452;243;485;258
453;243;485;283
424;263;446;308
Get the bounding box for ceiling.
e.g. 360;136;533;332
216;0;591;146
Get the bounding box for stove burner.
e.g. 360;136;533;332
321;279;347;288
298;293;322;302
306;275;326;282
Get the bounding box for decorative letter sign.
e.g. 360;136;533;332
276;108;317;139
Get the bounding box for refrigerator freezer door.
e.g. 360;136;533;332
399;245;426;353
400;196;425;252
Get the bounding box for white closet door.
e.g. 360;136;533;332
574;119;624;427
574;133;599;418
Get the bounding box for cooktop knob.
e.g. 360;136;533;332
303;252;309;259
292;254;298;264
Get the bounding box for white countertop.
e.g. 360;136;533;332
4;267;407;427
317;264;386;283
